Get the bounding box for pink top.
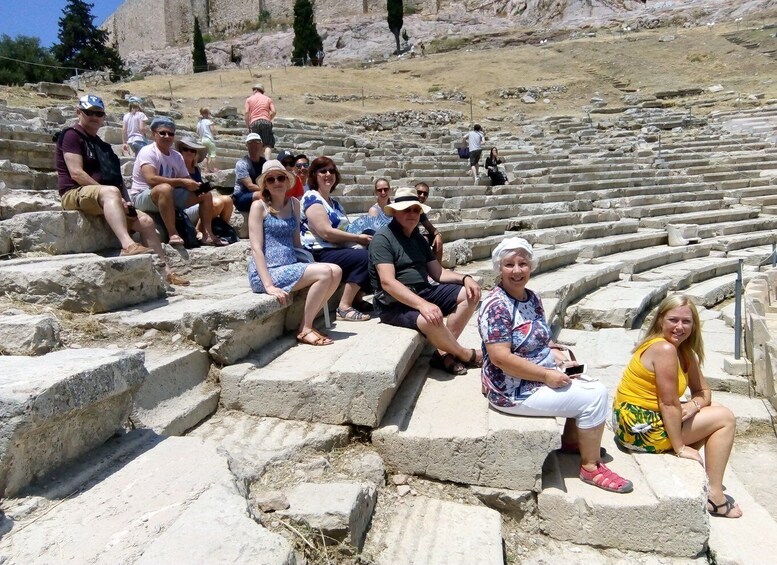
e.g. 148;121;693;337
245;92;274;125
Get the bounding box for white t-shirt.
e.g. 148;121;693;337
123;111;148;143
129;143;189;197
467;130;484;151
197;118;215;140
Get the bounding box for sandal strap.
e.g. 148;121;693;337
580;463;632;492
707;496;737;516
337;307;367;320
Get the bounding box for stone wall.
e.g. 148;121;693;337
104;0;437;56
744;271;777;411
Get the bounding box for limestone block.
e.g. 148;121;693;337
667;223;700;246
470;486;537;521
5;210;118;254
365;496;503;565
35;81;76;98
539;441;708;557
0;254;165;313
0;348;147;496
208;167;236;188
232;210;249;239
97;125;123;145
188;411;349;483
373;361;559;491
0;435;295;564
441;239;472;268
0;189;60;218
222;320;424;426
38;106;65;124
0;313;61;355
345;452;386;486
279;482;376;550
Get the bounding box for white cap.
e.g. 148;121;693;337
491;237;536;272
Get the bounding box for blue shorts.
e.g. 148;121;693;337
232;190;256;213
132;187;194;213
378;283;463;331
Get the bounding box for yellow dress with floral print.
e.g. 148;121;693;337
613;337;688;453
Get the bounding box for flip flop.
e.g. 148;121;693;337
202;236;228;247
296;329;333;346
168;234;185;246
430;351;467;376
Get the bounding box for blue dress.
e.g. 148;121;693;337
248;211;307;293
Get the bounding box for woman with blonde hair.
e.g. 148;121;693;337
248;160;342;346
613;294;741;517
122;97;149;156
196;107;218;173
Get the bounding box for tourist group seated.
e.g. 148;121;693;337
57;94;743;516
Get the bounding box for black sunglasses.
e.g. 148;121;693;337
417;191;429;196
180;147;197;153
265;174;288;184
155;130;175;137
81;109;105;117
316;168;337;175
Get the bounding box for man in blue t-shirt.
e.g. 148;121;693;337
232;133;267;212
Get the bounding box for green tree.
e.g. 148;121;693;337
292;0;323;66
192;17;208;73
52;0;128;81
0;35;60;85
387;0;403;55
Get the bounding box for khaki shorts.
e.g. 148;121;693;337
60;185;104;215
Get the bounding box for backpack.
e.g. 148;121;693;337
211;217;240;244
174;208;201;248
54;127;124;189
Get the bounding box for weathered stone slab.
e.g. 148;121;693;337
279;482;376;550
365;496;503;565
566;279;672;329
3;210;118;254
0;348;147;496
0;434;295;564
373;357;559;491
0;312;61;355
539;435;708;557
222;320;424;426
0;189;59;218
0;254;165;313
188;410;349;481
131;347;218;436
34;81;77;98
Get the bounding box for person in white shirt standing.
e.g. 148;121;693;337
463;124;485;184
122;96;149;156
196;107;218;173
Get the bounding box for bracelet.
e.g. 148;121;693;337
461;274;472;284
692;399;701;412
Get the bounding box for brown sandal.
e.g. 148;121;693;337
430;351;467;375
463;348;482;368
296;329;334;346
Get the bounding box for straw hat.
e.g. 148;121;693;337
384;186;431;216
258;159;295;187
176;137;207;163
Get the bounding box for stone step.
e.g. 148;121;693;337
566;278;674;329
188;410;350;479
0;188;60;218
616;199;727;220
0;433;295;563
593;190;724;209
710;230;777;252
373;347;559;491
221;319;424;426
697;216;777;238
714;391;777;439
364;496;504;565
0;348;147;496
632;256;742;291
0;160;57;191
458;246;580;288
0;138;55;171
437;218;509;241
131;347;219;436
538;434;709;558
741;194;777;207
508;209;621;230
0;253;165;312
684;270;757;308
589;243;712;274
630;207;760;229
1;210;118;255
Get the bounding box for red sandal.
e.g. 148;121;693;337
579;463;633;494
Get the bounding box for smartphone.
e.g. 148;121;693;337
564;364;587;376
196;181;213;195
126;205;138;218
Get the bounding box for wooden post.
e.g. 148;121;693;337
168;80;173;100
469;98;473;123
362;87;365;107
269;74;273;93
219;74;223;88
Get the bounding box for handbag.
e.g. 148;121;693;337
457;146;470;159
174;209;201;248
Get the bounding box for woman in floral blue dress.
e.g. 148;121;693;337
477;237;633;494
248;160;342;346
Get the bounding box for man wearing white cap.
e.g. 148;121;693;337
368;187;482;375
244;83;275;161
232;133;267;212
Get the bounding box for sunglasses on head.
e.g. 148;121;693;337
316;168;337;175
180;147;197;153
155;130;175;137
295;162;310;169
81;109;105;117
265;174;288;184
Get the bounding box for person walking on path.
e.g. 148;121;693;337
244;83;276;161
463;124;485;183
122;96;149;156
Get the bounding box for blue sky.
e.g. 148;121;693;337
0;0;125;47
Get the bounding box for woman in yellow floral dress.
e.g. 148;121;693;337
613;294;741;518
